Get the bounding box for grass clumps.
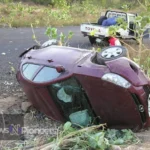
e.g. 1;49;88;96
45;122;139;150
0;1;100;27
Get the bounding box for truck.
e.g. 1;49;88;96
80;10;138;45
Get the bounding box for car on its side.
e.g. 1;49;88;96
16;44;150;130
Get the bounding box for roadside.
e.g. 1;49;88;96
0;87;150;149
0;2;100;28
0;26;150;149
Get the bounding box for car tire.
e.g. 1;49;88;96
42;39;58;48
89;36;96;45
96;46;128;64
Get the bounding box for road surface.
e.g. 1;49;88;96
0;26;92;96
0;26;149;96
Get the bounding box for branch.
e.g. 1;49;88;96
137;0;147;10
31;24;41;46
120;40;137;52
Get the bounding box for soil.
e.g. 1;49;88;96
0;90;150;150
0;88;60;150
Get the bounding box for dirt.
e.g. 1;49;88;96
0;92;149;150
0;73;149;149
0;91;60;150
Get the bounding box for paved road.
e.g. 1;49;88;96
0;26;91;96
0;26;150;96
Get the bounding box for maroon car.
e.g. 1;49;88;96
17;45;150;130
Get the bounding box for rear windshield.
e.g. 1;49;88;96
107;11;127;21
22;63;61;82
33;67;61;82
22;64;40;80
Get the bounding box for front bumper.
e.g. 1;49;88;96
129;84;150;129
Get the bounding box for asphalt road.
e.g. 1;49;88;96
0;26;92;96
0;26;150;96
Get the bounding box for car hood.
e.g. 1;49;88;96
106;57;150;86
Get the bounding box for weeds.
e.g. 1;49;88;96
0;1;99;27
44;27;74;46
31;26;74;46
43;122;139;150
106;0;150;77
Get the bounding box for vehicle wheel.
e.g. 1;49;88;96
96;46;127;64
42;39;58;48
98;16;107;25
89;36;96;45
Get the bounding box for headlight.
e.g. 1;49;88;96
102;73;131;88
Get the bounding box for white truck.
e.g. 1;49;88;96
80;10;138;45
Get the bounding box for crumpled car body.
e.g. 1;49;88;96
16;46;150;130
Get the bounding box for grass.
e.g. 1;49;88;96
120;40;150;77
32;122;139;150
0;2;100;27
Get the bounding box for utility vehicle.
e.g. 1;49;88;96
80;10;138;45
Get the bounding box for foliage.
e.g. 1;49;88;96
1;0;148;27
108;18;128;36
45;122;139;150
141;57;150;77
0;0;12;2
107;0;150;77
45;27;74;46
0;1;100;27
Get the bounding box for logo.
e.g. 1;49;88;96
139;105;144;112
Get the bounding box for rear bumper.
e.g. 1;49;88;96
81;31;106;38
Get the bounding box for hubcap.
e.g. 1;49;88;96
101;47;123;59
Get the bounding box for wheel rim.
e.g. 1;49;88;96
101;47;123;59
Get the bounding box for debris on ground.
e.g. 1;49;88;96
21;101;32;112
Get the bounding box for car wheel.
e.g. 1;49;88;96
42;39;58;48
96;46;127;64
89;36;96;45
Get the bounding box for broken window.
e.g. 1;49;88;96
48;77;95;126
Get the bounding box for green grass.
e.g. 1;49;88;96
0;2;100;27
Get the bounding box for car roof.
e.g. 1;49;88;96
25;46;94;67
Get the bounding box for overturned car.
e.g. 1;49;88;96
16;45;150;130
